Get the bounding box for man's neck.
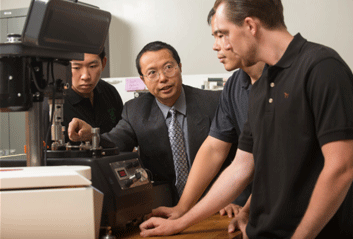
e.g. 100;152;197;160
89;92;94;106
73;87;94;106
243;61;266;85
258;28;294;66
157;88;183;108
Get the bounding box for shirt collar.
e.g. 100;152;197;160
156;87;186;119
66;87;83;105
66;80;101;105
238;69;252;89
273;33;307;69
95;80;103;94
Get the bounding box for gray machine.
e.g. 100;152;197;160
0;1;154;238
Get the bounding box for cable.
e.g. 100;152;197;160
43;61;56;166
30;64;46;92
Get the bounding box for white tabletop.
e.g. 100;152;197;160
0;165;92;190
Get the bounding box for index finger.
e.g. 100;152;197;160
228;217;239;233
68;129;80;141
68;118;80;141
140;218;157;231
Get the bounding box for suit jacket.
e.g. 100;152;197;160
102;85;232;204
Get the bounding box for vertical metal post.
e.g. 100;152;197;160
91;128;100;150
49;99;65;150
25;102;44;166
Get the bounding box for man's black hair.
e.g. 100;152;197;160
136;41;181;76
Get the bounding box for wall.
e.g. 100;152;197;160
1;0;352;77
104;72;233;103
86;0;225;77
1;0;352;156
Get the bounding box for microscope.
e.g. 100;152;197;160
0;1;153;238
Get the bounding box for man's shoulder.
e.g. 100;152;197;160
183;85;221;114
228;69;242;80
124;92;154;108
303;40;337;54
64;87;81;106
226;70;245;85
122;93;159;124
183;84;221;99
300;41;346;68
96;79;123;105
97;79;118;91
222;69;249;93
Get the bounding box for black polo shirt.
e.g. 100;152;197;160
63;79;123;143
239;33;353;238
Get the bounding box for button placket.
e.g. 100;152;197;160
269;82;275;104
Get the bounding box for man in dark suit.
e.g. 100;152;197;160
68;41;232;204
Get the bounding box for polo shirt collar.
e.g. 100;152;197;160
66;87;83;105
239;69;252;90
156;87;186;119
66;80;102;105
273;33;307;69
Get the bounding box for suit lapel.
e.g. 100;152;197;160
185;87;209;164
147;101;175;172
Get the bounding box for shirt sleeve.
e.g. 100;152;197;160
101;102;137;150
307;58;353;146
238;118;253;153
209;75;241;143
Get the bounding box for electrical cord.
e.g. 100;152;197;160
30;64;46;92
43;61;56;166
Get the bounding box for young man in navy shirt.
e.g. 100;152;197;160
149;7;264;220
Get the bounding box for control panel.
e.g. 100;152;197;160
110;158;149;190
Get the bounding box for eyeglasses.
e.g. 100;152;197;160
143;64;179;82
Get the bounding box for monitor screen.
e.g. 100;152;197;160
22;0;111;54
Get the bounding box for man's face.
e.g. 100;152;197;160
139;49;183;107
211;14;242;71
71;53;106;98
214;2;257;67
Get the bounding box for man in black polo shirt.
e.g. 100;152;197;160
63;48;123;142
139;0;353;238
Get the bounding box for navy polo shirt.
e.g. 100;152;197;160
209;69;254;206
239;33;353;238
209;69;252;143
63;79;123;143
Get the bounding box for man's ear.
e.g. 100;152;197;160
178;63;182;73
244;17;258;36
140;76;148;91
101;56;107;70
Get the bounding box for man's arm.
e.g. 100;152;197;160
292;139;353;239
151;135;233;219
68;104;137;151
140;149;254;237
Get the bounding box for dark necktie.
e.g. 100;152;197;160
168;106;189;196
